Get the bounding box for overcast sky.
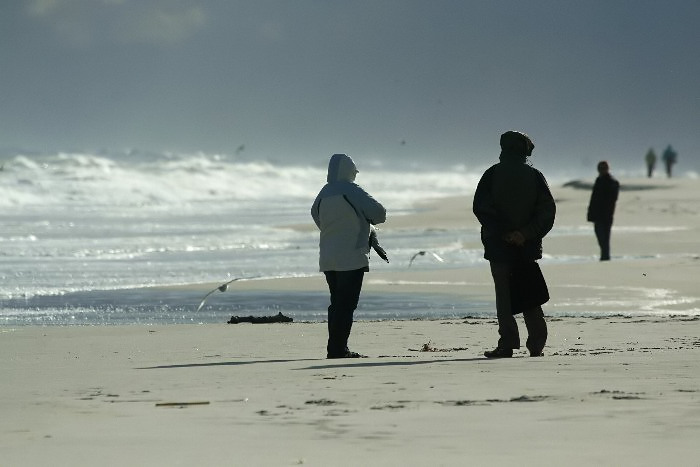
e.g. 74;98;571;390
1;0;698;171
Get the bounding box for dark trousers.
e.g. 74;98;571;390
324;269;365;356
594;221;612;260
490;262;547;352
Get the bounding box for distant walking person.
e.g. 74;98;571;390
587;161;620;261
645;148;656;178
311;154;387;359
662;145;677;178
473;131;556;359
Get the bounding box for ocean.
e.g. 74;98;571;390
0;150;676;326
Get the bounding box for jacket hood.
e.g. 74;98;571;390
327;153;358;183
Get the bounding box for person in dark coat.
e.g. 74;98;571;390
473;131;556;358
587;161;620;261
662;145;677;178
645;148;656;178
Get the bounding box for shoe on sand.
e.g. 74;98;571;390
327;350;366;359
484;347;513;359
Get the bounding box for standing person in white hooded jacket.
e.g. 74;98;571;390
311;154;387;358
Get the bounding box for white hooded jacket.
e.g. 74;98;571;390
310;154;386;272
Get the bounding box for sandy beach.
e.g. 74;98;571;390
2;177;700;466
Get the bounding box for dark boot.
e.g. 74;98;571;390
484;347;513;359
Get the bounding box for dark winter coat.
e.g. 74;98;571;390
473;158;556;263
587;174;619;223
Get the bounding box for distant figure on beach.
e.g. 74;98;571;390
662;145;677;178
587;160;620;261
645;148;656;178
311;153;386;359
473;131;556;359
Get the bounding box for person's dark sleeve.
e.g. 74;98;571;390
520;171;556;240
587;179;601;222
473;168;505;237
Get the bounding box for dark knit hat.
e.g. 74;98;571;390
500;131;534;158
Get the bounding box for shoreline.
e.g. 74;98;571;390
3;177;700;326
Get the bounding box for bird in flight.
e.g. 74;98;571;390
408;250;444;267
196;278;241;312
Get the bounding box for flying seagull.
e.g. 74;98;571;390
196;278;241;312
408;250;445;268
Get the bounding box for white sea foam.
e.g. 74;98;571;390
0;151;482;210
1;150;695;324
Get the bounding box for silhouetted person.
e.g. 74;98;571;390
645;148;656;178
587;161;619;261
662;145;677;178
311;154;386;359
473;131;556;359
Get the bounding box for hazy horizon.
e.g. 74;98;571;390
1;1;698;173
